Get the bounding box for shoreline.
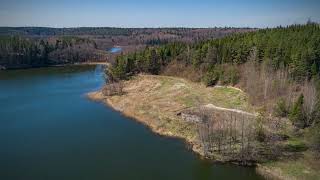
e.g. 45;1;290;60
256;164;293;180
87;91;204;156
0;61;108;71
87;75;309;180
88;91;279;179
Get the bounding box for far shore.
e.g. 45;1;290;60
73;61;109;65
51;61;109;66
0;61;109;71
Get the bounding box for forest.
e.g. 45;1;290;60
0;36;105;69
108;23;320;162
0;27;253;38
109;23;320;81
0;27;252;69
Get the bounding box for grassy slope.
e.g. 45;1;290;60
88;74;319;180
261;151;320;180
89;74;251;151
259;133;320;180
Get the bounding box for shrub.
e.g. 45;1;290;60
274;98;288;117
220;66;240;85
307;124;320;156
227;66;240;85
256;125;266;142
289;94;306;128
255;116;266;142
310;79;320;125
102;82;124;96
285;138;308;152
203;67;220;86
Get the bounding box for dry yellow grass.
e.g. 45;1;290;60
88;74;253;154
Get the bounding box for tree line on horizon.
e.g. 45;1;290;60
0;27;252;36
0;26;254;69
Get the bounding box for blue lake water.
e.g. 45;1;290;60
108;47;122;53
0;65;264;180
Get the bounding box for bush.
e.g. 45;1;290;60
102;82;124;96
220;66;240;85
274;98;288;117
289;94;306;128
307;124;320;156
255;116;266;142
256;125;266;142
285;138;308;152
203;67;220;86
310;79;320;125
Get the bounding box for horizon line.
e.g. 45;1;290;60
1;21;318;29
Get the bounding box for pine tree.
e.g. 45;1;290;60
289;94;306;128
311;61;318;77
203;66;220;86
204;45;217;65
148;49;160;74
274;98;288;117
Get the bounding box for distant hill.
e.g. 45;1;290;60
0;27;254;37
0;27;255;69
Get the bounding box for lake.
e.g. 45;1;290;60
0;65;264;180
108;47;122;53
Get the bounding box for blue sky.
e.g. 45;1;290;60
0;0;319;27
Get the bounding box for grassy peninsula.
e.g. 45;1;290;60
90;24;320;180
88;74;253;156
89;74;320;180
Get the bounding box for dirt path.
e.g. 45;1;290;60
204;104;257;117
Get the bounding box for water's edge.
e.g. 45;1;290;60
0;65;264;180
88;90;274;180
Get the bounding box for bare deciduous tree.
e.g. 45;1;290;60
302;79;317;126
